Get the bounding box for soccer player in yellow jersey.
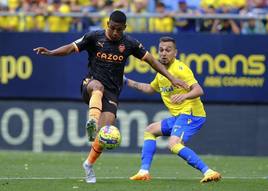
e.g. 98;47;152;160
126;36;221;183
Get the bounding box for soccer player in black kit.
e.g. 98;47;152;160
33;10;189;184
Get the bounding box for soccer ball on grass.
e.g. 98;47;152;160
98;125;121;149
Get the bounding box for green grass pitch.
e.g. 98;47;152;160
0;151;268;191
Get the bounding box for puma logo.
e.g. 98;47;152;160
97;41;104;48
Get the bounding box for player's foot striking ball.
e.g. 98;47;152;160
98;125;121;150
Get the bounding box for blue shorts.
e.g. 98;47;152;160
161;114;206;143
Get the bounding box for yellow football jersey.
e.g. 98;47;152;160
8;0;19;9
0;16;7;30
149;17;174;33
6;15;19;31
47;4;71;32
150;59;206;117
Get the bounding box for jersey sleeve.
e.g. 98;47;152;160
150;75;160;92
130;38;147;60
73;31;95;52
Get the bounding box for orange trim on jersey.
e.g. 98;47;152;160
72;42;79;52
141;51;149;60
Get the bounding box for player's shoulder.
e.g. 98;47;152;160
124;33;134;41
125;35;146;51
174;59;191;70
169;59;193;76
94;29;105;36
84;29;104;39
124;34;140;44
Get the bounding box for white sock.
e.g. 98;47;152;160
139;169;149;174
84;160;93;168
204;169;213;175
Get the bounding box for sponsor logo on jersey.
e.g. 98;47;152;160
160;86;174;92
96;52;124;62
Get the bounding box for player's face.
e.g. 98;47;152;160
158;41;177;66
106;20;126;41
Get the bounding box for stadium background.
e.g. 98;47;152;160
1;0;268;156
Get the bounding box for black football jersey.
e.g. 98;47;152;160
74;30;147;95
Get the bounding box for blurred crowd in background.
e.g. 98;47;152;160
0;0;268;34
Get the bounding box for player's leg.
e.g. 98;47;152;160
82;78;104;141
83;111;116;183
130;121;163;180
83;90;118;183
168;114;221;183
86;90;118;165
87;111;116;165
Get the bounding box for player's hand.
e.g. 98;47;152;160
171;94;188;104
33;47;51;55
171;78;190;90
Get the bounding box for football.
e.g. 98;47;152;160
98;125;121;149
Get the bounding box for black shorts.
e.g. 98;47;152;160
81;78;119;115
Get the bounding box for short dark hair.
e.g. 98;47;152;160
159;36;176;47
109;10;127;24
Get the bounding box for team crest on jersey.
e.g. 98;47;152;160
118;44;125;53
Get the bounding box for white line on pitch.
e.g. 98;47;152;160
0;176;267;180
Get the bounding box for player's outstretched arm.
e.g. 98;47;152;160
171;83;204;103
33;43;76;56
124;76;155;94
143;53;189;90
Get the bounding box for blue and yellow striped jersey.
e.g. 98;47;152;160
150;59;206;117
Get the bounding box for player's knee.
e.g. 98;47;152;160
168;137;184;154
144;127;156;141
87;80;104;92
145;123;155;133
168;138;177;150
144;123;161;141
